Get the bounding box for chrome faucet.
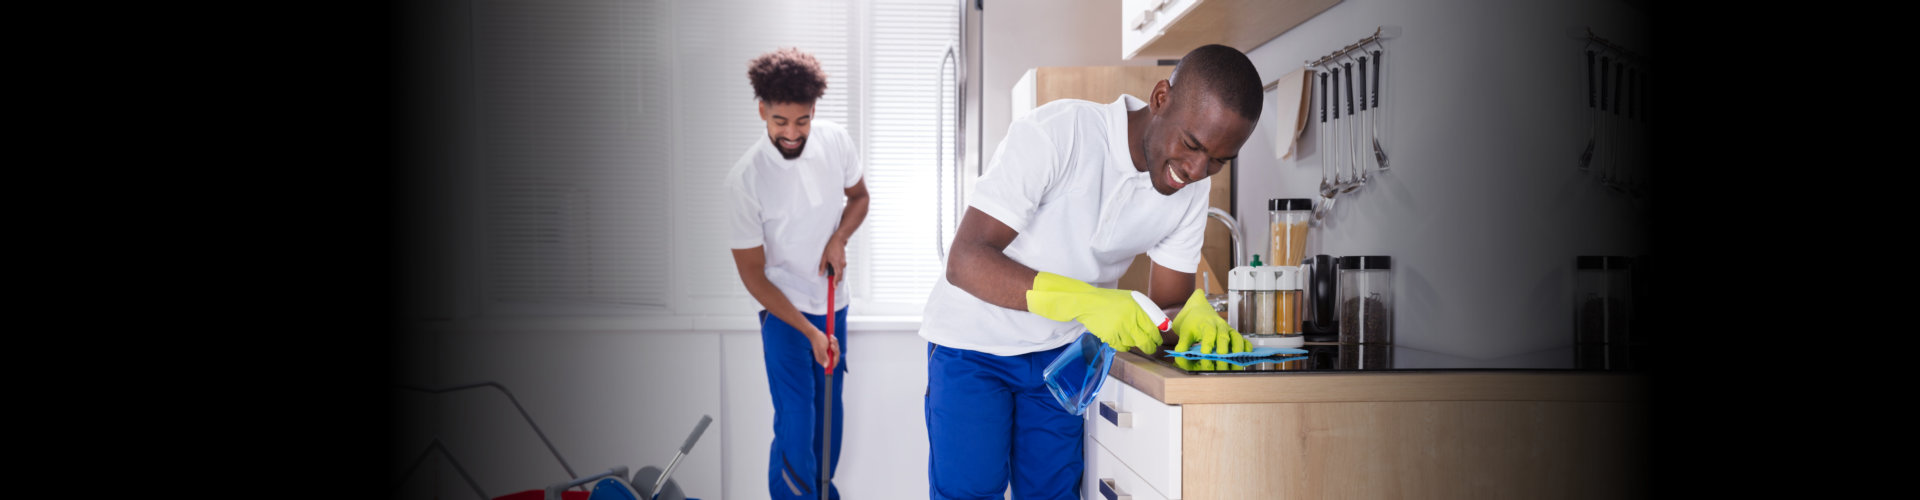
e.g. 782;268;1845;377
1204;207;1244;313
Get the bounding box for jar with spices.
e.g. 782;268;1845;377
1227;261;1304;348
1574;256;1631;345
1338;256;1392;345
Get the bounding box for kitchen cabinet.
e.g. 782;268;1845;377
1120;0;1343;60
1083;347;1648;499
1011;66;1235;297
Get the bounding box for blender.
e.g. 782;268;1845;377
1301;254;1339;342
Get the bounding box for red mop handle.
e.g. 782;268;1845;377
824;266;836;373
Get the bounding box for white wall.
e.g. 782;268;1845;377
1233;0;1651;358
394;325;930;500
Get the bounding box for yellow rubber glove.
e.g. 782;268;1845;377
1170;289;1250;356
1026;272;1167;355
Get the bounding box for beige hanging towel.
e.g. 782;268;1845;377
1270;67;1313;159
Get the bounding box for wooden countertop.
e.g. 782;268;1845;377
1108;350;1647;405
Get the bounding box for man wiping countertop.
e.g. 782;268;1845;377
919;44;1262;500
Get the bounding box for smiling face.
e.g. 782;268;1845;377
1138;80;1256;196
759;100;815;160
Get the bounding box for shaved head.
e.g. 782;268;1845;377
1168;44;1264;123
1130;44;1262;196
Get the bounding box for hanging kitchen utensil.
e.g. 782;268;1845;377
1608;59;1625;194
1580;50;1596;171
1640;67;1650;194
1597;55;1610;185
1370;48;1389;172
1631;67;1645;197
1316;68;1335;222
1332;59;1346;193
1624;65;1638;197
1341;60;1360;193
1330;66;1347;192
1600;57;1613;188
1356;54;1370;186
1582;50;1597;172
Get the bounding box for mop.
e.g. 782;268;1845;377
819;266;837;500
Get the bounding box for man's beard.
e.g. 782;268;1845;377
771;134;808;160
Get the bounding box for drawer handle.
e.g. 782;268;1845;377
1129;9;1155;31
1099;401;1132;428
1099;478;1132;500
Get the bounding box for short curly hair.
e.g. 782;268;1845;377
747;47;827;105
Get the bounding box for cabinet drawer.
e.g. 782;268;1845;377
1086;375;1181;497
1119;0;1203;59
1085;435;1171;500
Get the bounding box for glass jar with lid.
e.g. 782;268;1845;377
1574;256;1631;345
1268;198;1313;267
1337;256;1392;345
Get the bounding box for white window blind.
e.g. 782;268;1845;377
854;0;960;314
476;0;955;318
476;0;670;315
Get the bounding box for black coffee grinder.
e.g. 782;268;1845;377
1301;254;1339;342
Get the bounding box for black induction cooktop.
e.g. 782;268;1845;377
1145;342;1647;374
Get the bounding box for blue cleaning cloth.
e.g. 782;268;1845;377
1164;346;1309;360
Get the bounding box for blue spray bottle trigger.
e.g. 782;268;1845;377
1042;291;1170;415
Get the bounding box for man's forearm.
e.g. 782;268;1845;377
947;239;1039;311
945;208;1039;311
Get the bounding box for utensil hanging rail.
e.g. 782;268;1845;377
1584;28;1643;62
1262;26;1404;92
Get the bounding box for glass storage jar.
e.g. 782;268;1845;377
1268;198;1313;267
1574;256;1632;345
1338;256;1393;345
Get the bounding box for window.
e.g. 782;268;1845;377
475;0;958;319
476;0;671;315
850;0;961;315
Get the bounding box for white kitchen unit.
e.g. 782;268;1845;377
1082;349;1648;499
1084;374;1183;499
1119;0;1343;60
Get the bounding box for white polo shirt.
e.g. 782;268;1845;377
919;95;1209;356
725;119;862;315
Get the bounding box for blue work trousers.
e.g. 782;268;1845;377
760;308;848;500
925;341;1084;500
